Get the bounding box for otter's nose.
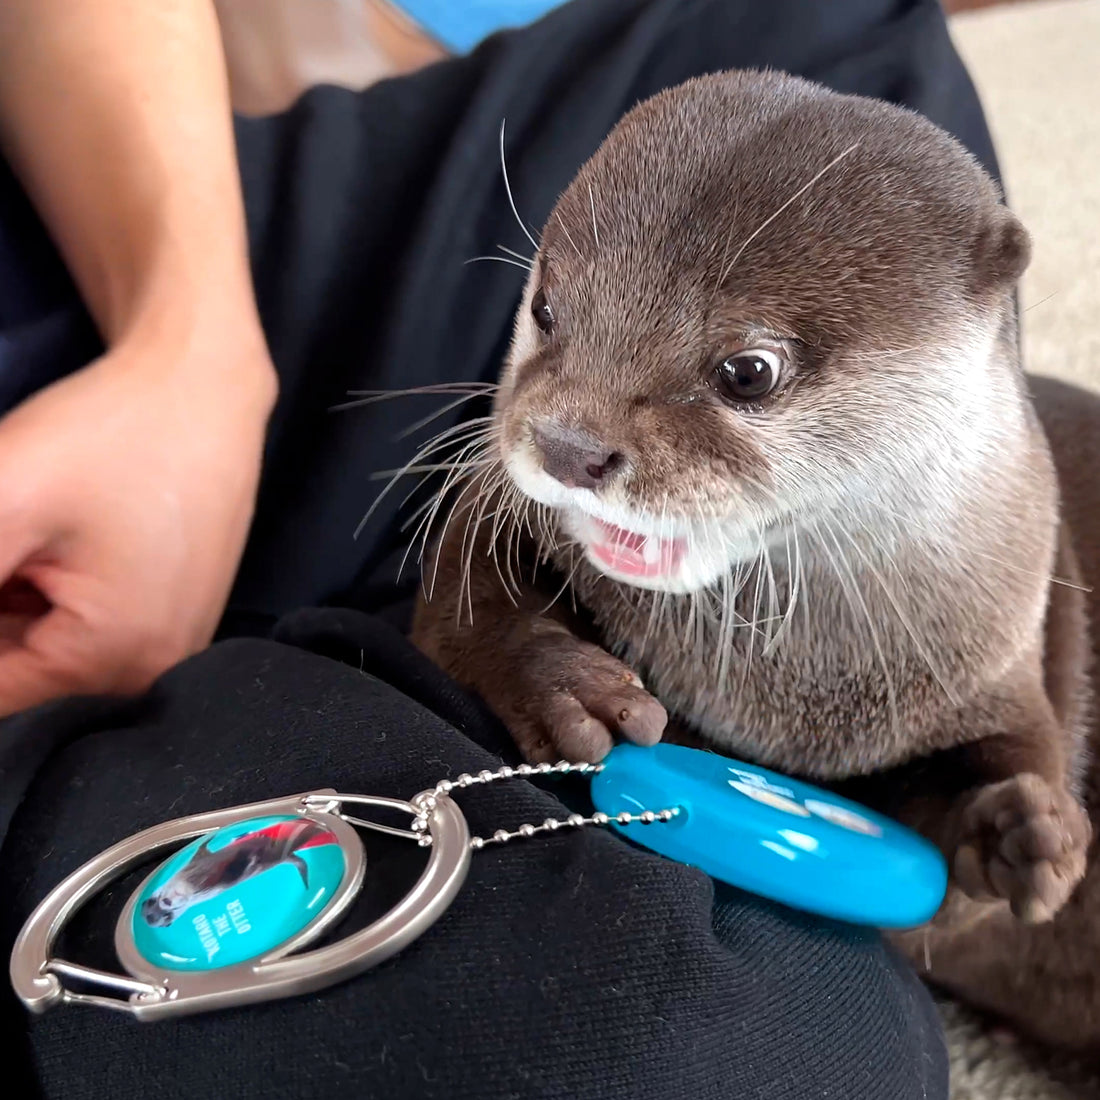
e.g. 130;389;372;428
532;422;624;491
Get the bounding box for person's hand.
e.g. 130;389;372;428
0;321;277;715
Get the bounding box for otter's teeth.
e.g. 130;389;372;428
642;536;661;566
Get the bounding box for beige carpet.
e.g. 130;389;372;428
952;0;1100;393
944;2;1100;1095
938;996;1100;1098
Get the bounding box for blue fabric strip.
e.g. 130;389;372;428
388;0;570;53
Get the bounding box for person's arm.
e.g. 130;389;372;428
0;0;277;714
0;0;264;353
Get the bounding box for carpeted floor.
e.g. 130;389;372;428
941;3;1100;1095
951;0;1100;396
213;1;1100;1094
938;995;1100;1099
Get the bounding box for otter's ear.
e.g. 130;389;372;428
972;207;1031;293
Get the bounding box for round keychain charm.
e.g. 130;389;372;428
125;813;357;974
11;790;470;1020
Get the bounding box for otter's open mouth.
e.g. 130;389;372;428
586;519;688;580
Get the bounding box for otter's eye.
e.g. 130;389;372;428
714;349;783;402
531;287;555;334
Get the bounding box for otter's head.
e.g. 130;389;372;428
495;71;1029;594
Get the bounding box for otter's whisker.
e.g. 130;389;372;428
396;392;499;440
523;497;544;590
862;498;1091;593
713;530;730;686
496;244;534;267
516;492;536;588
567;542;581;616
398;413;498;459
433;470;490;613
444;492;483;619
410;433;496;529
331;382;498;414
650;498;672;647
398;437;497;506
499;118;540;253
357;441;466;539
403;438;498;578
532;500;554;582
848;346;923;362
810;515;900;735
519;492;539;587
400;433;496;531
484;486;521;604
397;450;495;536
832;513;960;706
642;572;663;659
425;454;499;601
714;195;741;293
1024;289;1061;314
587;183;601;252
762;528;797;659
739;535;769;692
495;482;525;597
683;574;697;656
345;382;500;398
464;255;533;273
764;536;781;652
717;141;861;286
555;212;583;259
498;483;528;596
501;481;529;595
376;423;496;496
794;524;807;625
459;470;502;625
398;450;488;529
797;525;812;634
372;457;490;479
396;417;499;474
538;544;584;616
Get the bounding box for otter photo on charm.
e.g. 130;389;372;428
140;817;338;927
131;814;347;973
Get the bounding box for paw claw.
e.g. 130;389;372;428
495;637;667;762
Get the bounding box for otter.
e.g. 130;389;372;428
410;70;1100;1050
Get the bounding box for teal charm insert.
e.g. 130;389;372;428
131;814;348;972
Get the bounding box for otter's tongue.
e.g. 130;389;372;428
589;520;687;579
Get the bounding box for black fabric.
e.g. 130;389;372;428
0;0;1001;1096
3;615;946;1100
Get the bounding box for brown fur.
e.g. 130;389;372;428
410;71;1099;1050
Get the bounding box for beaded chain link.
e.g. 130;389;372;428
408;761;680;850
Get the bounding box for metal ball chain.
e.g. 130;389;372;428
408;760;680;850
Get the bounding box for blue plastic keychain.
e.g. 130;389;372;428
11;742;946;1020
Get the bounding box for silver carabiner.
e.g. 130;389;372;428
10;788;470;1021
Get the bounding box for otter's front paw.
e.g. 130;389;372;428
953;774;1091;923
493;635;667;763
